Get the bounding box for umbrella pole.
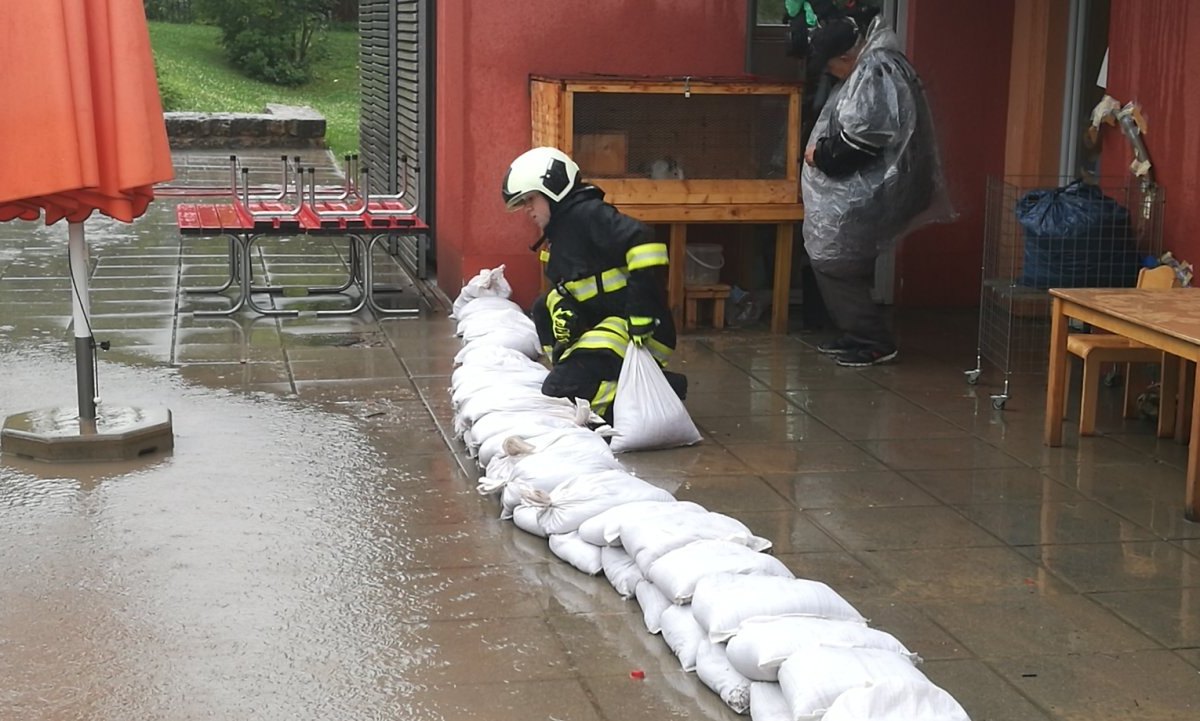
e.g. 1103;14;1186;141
68;222;97;422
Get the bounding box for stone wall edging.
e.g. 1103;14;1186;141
165;104;327;149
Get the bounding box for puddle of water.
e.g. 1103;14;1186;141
0;344;450;720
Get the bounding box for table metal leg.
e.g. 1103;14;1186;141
364;233;420;316
248;235;359;296
183;234;240;295
1044;297;1069;447
242;234;369;316
193;234;252;317
314;234;368;317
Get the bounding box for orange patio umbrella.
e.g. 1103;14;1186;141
0;0;173;421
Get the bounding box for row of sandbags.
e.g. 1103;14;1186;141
447;268;971;720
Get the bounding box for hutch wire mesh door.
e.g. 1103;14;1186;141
965;176;1165;409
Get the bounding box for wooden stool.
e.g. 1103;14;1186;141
684;283;731;330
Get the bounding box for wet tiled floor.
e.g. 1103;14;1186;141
1;149;1198;720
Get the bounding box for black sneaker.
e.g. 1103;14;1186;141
816;336;863;356
834;346;898;367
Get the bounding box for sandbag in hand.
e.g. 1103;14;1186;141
610;341;702;453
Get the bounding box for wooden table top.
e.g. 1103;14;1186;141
1051;287;1200;346
620;203;805;223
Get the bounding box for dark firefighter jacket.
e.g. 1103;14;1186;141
531;185;675;359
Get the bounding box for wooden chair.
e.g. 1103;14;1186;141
1066;265;1181;436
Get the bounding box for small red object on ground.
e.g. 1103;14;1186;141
630;669;645;680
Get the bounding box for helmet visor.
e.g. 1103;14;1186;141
504;189;537;212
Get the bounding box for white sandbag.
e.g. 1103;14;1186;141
646;540;794;605
500;482;549;521
548;532;603;575
821;677;971;721
451;368;548;409
456;389;580;431
727;616;917;682
454;380;549;421
475;407;609;463
600;545;643;598
451;265;512;318
620;509;772;573
453;342;541;370
481;429;624;517
474;418;580;466
777;646;927;721
453;327;540;362
517;469;675;535
695;638;752;715
457;307;536;340
609;341;702;452
469;402;597;462
659;604;706;672
576;499;706;547
511;505;547;538
750;682;791;721
635;581;672;634
452;362;547;389
691;574;867;644
451;295;523;322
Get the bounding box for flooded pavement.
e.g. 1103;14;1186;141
2;149;1199;720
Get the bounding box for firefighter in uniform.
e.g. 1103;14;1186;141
501;146;686;421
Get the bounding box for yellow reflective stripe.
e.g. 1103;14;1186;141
595;316;629;335
561;268;630;301
626;242;669;270
563;336;626;358
600;267;629;291
559;317;629;361
591;381;617;413
564;275;599;300
647;337;673;365
546;288;565;311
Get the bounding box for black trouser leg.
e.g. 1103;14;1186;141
810;256;895;350
542;352;621;423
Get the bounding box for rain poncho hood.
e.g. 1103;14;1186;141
801;18;952;263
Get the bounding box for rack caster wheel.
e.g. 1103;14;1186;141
964;369;981;385
990;396;1007;410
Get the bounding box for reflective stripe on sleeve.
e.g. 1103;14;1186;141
626;242;669;270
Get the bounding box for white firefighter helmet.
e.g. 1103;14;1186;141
501;147;580;210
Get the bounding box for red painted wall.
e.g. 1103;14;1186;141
895;0;1015;307
1105;0;1200;266
435;1;747;308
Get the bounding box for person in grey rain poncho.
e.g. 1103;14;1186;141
802;12;952;367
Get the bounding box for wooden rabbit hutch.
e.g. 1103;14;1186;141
530;74;805;333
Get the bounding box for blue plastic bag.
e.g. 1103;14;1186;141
1015;181;1139;289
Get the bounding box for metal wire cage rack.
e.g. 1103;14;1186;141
965;176;1165;409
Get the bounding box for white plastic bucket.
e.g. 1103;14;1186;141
685;244;724;285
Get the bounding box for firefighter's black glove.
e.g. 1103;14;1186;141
628;315;657;346
551;304;577;344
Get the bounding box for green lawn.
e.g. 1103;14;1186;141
148;22;360;158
